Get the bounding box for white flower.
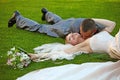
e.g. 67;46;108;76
12;54;16;58
20;57;23;62
17;63;24;69
23;53;29;59
7;59;13;65
7;51;13;56
16;52;21;56
10;57;16;62
20;52;29;61
10;47;16;51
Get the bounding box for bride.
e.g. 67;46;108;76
17;30;120;80
28;33;85;62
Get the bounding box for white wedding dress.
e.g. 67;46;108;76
17;60;120;80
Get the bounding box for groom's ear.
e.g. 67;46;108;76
92;29;97;35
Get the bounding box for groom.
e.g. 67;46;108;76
8;8;116;40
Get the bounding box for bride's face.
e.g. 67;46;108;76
65;33;84;45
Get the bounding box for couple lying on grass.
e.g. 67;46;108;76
8;9;120;80
8;8;119;60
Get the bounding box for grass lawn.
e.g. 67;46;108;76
0;0;120;80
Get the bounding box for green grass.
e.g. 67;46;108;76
0;0;120;80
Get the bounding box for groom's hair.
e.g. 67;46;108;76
81;19;96;32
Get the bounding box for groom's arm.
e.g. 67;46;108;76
92;18;116;33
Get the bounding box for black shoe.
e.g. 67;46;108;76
41;8;48;21
8;11;20;27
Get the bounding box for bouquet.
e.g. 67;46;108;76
7;47;31;69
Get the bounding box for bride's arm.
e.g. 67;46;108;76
64;39;92;54
92;18;116;33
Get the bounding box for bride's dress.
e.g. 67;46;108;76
17;60;120;80
32;43;88;62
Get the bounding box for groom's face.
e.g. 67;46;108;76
80;27;94;39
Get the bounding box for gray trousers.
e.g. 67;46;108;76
16;12;77;38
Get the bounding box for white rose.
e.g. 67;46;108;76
7;51;13;56
22;53;29;60
11;47;16;51
17;63;24;68
16;52;21;56
10;57;16;61
20;57;24;62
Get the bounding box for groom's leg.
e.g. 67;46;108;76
8;11;41;31
41;8;62;24
16;15;41;31
16;15;60;37
8;11;61;37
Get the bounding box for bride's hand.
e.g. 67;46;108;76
28;53;38;60
64;49;73;54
